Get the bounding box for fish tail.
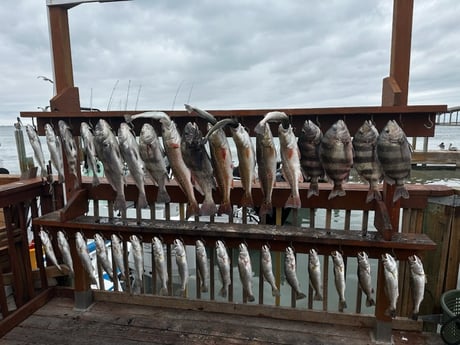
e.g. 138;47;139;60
58;173;65;184
307;183;319;198
219;287;228;298
295;291;307;300
272;287;280;297
385;307;396;318
200;200;217;217
218;202;233;217
123;114;133;123
92;175;100;187
328;185;346;200
247;294;255;302
314;292;323;301
366;189;382;203
201;284;209;293
259;201;273;217
411;312;419;321
240;192;254;208
137;192;149;209
285;194;301;208
339;300;347;311
393;185;409;202
366;296;376;307
114;194;127;212
186;202;200;219
176;288;187;298
156;187;171;204
159;287;169;296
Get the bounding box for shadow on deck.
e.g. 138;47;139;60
0;292;444;345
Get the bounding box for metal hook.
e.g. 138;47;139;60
399;114;404;128
424;114;434;129
315;115;321;127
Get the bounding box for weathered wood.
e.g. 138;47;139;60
412;150;460;167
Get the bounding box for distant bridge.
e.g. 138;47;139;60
436;106;460;125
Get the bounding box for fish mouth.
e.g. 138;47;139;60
309;248;317;255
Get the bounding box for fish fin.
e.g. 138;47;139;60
176;288;187;298
254;122;265;135
285;195;301;209
328;185;346;200
114;194;127;212
201;284;209;293
218;202;233;217
339;300;347;311
200;200;217;216
159;287;169;296
259;201;273;217
314;292;323;301
366;189;382;203
156;187;171;204
247;294;255;302
137;193;149;209
186;202;200;219
219;287;228;298
295;292;306;300
366;297;376;307
307;182;320;198
384;175;396;185
393;185;409;202
240;192;254;208
272;287;280;297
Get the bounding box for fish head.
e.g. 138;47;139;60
44;123;54;137
111;234;120;244
286;247;294;255
25;124;38;140
75;232;85;245
196;239;204;247
355;121;378;142
183;122;202;145
331;250;344;264
408;255;424;273
39;230;49;243
152;236;162;247
357;251;368;261
381;120;405;143
382;253;397;268
239;242;248;252
140;123;157;143
174;238;183;248
309;248;318;256
130;234;139;243
261;244;269;253
94;233;104;245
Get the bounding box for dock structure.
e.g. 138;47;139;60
0;0;458;344
436;106;460;126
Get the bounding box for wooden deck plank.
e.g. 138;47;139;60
0;297;443;345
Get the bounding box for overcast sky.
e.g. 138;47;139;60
0;0;458;125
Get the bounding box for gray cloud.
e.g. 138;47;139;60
0;0;458;125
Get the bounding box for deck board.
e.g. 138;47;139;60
0;297;443;345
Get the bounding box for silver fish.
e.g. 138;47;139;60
357;251;375;307
408;255;426;320
319;120;353;200
331;250;347;311
25;124;47;178
80;122;100;187
377;120;411;202
352;121;383;203
185;106;234;216
130;235;144;294
44;123;64;183
256;120;277;217
308;249;323;301
254;111;289;135
124;111;171;124
238;243;255;302
279;123;303;208
138;123;170;203
284;247;306;300
152;236;168;296
382;253;399;318
216;240;231;298
181;122;217;216
298;120;324;198
231;122;256;207
261;245;280;297
58;120;80;189
174;239;189;297
75;232;97;285
94;233;113;280
195;240;209;293
94;119;126;212
158;114;200;219
118;122;148;209
111;234;126;280
57;231;74;278
39;230;63;273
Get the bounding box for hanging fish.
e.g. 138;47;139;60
181;122;217;216
80;122;101;187
39;230;63;273
174;239;189;297
130;235;144;294
357;251;375;307
57;230;74;278
319;120;353;200
408;255;426;320
94;233;113;281
118;122;148;209
75;232;97;286
237;243;255;302
111;234;126;281
152;236;169;296
352;120;383;203
377;120;411;202
284;247;306;300
261;245;280;297
25;124;47;179
94;119;126;212
382;253;399;318
298;120;324;198
308;249;323;301
138;123;170;203
195;240;209;293
279;122;303;208
331;250;347;311
44;123;65;183
216;240;231;298
58;120;80;190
